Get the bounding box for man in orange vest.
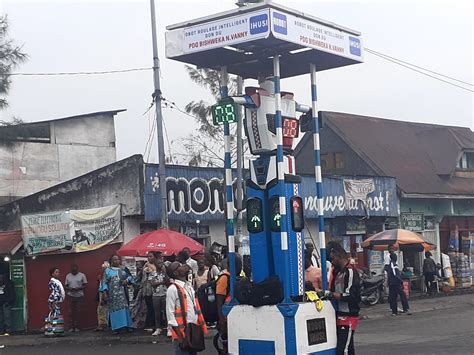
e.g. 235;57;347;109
166;261;208;355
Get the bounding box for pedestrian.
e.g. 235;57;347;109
96;261;109;331
384;245;396;266
65;264;87;332
194;259;209;290
385;253;411;316
423;251;437;295
304;253;322;291
133;260;145;301
204;253;220;280
151;254;169;336
181;247;198;275
166;261;208;355
0;274;15;336
305;242;320;267
325;245;360;355
45;267;65;336
142;252;158;332
99;255;134;334
216;256;242;354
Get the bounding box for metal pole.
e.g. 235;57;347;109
310;63;327;289
236;76;244;246
220;67;236;303
149;0;168;228
273;56;291;303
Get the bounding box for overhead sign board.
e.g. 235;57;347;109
269;9;363;62
166;6;363;63
166;9;270;58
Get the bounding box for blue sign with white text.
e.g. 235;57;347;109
272;12;287;35
249;14;269;35
349;36;361;56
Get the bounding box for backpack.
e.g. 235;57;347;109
197;273;229;323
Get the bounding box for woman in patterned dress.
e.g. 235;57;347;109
48;267;65;318
99;255;134;334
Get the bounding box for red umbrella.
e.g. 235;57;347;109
117;229;205;257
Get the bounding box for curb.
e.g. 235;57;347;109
0;330;218;348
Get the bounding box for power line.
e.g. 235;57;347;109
365;48;473;87
9;67;152;76
366;49;474;93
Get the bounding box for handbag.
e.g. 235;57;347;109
176;284;205;352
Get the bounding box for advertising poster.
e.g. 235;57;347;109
21;205;122;255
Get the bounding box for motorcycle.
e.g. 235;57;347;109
359;268;385;306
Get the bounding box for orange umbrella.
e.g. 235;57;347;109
362;229;436;252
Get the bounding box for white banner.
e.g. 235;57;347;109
70;204;122;252
269;9;363;62
21;205;122;255
166;9;270;57
21;211;74;255
343;178;375;209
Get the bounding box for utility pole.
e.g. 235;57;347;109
235;76;244;244
149;0;168;229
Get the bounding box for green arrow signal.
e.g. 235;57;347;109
251;215;261;228
273;213;281;227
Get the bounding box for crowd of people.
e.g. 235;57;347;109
42;247;230;346
39;241;430;354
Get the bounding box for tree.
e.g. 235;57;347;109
181;65;247;167
0;15;27;110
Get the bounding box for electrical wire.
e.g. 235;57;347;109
365;48;473;87
366;49;474;93
9;67;152;76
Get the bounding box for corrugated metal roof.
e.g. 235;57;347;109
0;109;126;129
295;111;474;196
0;230;22;255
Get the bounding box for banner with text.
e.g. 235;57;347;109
21;205;122;255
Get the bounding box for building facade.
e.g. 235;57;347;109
0;110;124;205
294;111;474;266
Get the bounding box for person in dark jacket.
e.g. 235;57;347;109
384;253;410;315
326;245;360;355
0;274;15;335
422;251;437;295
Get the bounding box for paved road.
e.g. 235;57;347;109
1;294;472;354
356;296;474;354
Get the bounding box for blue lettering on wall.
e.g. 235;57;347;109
249;14;269;35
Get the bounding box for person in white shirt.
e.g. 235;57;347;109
181;247;198;275
166;262;207;355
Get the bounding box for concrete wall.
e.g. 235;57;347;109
0;155;144;231
0;113;118;204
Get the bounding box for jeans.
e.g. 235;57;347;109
174;341;197;355
336;325;355;355
0;303;12;333
144;295;155;328
68;296;83;329
152;295;167;329
388;284;409;313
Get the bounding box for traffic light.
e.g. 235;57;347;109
246;198;263;233
290;196;304;232
269;195;281;232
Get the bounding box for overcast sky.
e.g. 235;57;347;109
1;0;473;163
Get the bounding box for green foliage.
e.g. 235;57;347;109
0;15;28;109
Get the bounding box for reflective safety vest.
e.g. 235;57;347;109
171;283;208;341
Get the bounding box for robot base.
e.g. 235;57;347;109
227;301;337;355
